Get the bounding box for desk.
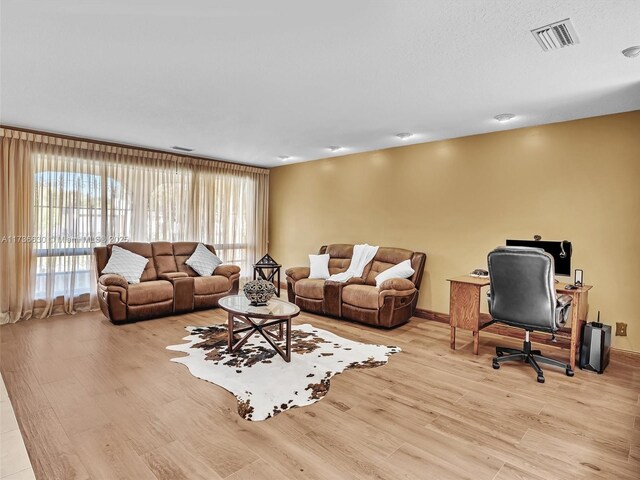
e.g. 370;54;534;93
447;275;592;370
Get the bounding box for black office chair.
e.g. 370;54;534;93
487;246;574;383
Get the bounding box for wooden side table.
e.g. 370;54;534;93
447;276;491;355
556;284;592;370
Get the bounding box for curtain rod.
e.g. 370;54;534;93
0;124;269;174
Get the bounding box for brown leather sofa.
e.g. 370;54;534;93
94;242;240;324
286;244;426;328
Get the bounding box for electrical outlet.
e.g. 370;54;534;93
615;322;627;336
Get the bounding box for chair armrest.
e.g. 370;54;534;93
285;267;310;281
557;294;572;308
213;265;241;278
158;272;189;281
379;278;415;291
99;274;128;289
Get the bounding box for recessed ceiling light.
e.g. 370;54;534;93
278;155;291;161
171;145;193;152
622;46;640;58
494;113;516;123
395;133;413;140
327;146;343;152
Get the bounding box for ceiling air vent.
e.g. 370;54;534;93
531;18;579;51
171;145;193;152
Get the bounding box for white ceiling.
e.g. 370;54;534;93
1;0;639;167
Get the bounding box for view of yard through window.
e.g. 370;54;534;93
32;155;254;300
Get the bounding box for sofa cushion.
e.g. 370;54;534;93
102;245;149;284
186;243;223;276
173;242;218;276
374;259;415;287
324;244;353;275
128;280;174;305
309;254;330;279
342;284;379;310
193;275;229;295
365;247;414;285
294;278;325;299
328;258;351;276
325;244;353;258
152;242;178;275
107;243;157;282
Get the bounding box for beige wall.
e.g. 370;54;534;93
269;111;640;352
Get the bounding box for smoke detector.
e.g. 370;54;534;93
531;18;579;51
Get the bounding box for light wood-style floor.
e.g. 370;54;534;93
1;308;639;480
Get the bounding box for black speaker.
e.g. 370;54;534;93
579;319;611;374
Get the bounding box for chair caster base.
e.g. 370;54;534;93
493;339;574;383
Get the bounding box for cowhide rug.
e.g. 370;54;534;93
167;323;400;421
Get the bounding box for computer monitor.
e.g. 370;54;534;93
505;239;572;276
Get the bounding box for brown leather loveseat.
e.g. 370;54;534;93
94;242;240;324
286;244;426;328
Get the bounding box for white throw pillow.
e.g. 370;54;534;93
102;245;149;284
308;254;330;280
186;243;223;276
375;259;415;287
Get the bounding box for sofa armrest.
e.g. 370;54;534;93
213;265;241;278
97;275;128;321
158;272;189;281
99;274;129;289
323;277;363;287
285;267;310;281
379;278;415;291
379;284;417;308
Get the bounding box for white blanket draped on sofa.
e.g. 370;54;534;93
328;244;379;283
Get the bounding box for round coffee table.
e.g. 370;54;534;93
218;295;300;362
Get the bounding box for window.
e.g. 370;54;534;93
32;151;261;301
33;166;131;298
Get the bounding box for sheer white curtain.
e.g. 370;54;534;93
31;150;196;316
194;170;261;269
1;127;269;321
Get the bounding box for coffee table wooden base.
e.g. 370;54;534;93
227;312;292;362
